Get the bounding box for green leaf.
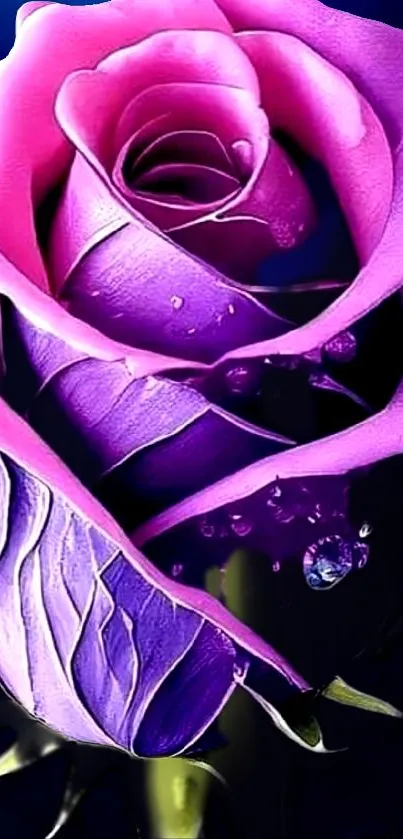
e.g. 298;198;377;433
322;676;403;718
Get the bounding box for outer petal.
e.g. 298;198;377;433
210;0;403;357
0;395;309;756
235;31;393;264
0;262;292;526
0;0;231;287
134;380;403;547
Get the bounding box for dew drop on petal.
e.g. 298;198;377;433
170;295;184;311
267;482;282;500
231;139;253;179
233;662;248;682
171;563;184;578
229;513;253;537
359;522;373;539
228;303;236;316
225;365;255;395
355;542;370;568
324;331;357;363
303;535;369;590
199;518;216;538
272;560;281;573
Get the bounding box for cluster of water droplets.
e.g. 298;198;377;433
189;476;372;591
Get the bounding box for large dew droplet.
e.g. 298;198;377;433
324;331;357;363
303;535;369;591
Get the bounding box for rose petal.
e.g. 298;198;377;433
3;305;292;525
170;138;316;279
56;29;258;174
0;250;206;378
131;163;239;204
0;1;231;286
15;0;53;32
0;395;309;755
134;378;403;547
236;31;393;264
112;149;241;229
61;222;290;364
209;0;403;358
47;155;291;364
128;129;237;179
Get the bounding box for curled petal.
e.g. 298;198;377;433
3;305;291;523
0;0;230;286
0;250;205;378
133;379;403;546
56;29;259;173
0;396;309;756
47;156;291;364
236;31;393;263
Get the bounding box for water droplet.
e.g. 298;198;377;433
308;372;324;388
298;223;305;233
91;290;101;297
267;482;282;500
231;139;253;179
111;312;124;319
355;541;370;568
199;518;215;538
229;513;253;537
170;295;184;311
272;560;281;573
187;327;196;335
233;663;246;682
228;303;236;316
171;563;183;578
324;331;357;363
359;522;373;539
303;535;369;590
225;365;254;395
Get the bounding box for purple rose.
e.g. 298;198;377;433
0;0;402;757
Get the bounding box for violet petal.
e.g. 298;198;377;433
0;396;309;755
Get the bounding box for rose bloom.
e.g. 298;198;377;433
0;0;402;758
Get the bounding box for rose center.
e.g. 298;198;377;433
122;129;243;206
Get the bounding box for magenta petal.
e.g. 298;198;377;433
170;138;316;280
236;31;393;264
0;3;231;286
56;29;259;175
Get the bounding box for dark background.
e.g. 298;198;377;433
1;1;403;837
